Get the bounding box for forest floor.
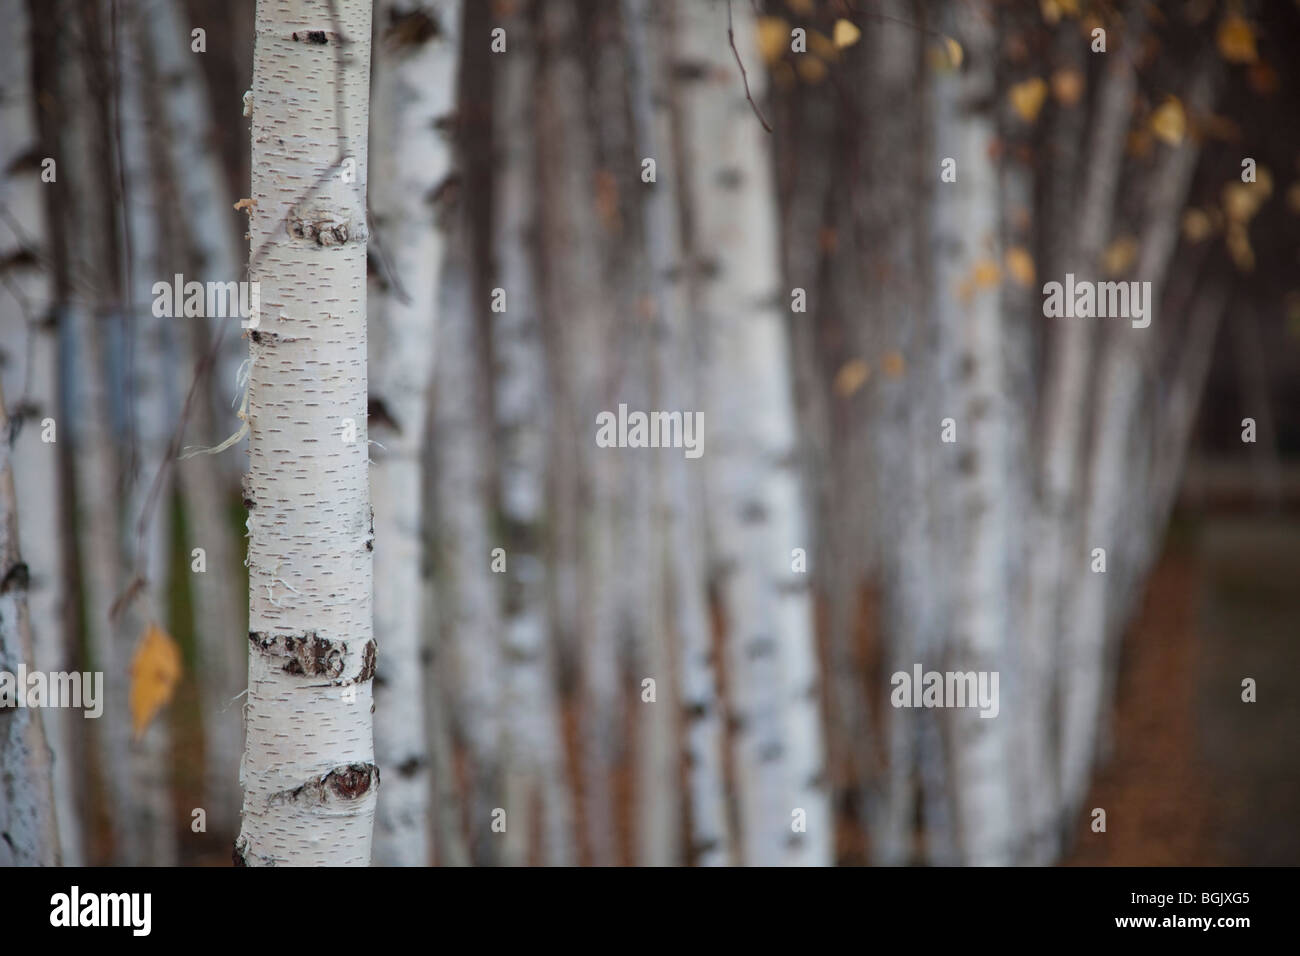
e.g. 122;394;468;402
1063;511;1300;865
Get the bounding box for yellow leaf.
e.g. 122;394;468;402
881;351;906;379
756;17;790;66
1101;236;1138;276
833;359;870;397
972;258;1002;288
130;623;182;740
833;18;861;49
1222;180;1268;223
1226;222;1254;271
943;36;963;69
1255;166;1274;197
784;0;814;14
808;30;840;62
1005;246;1036;286
795;55;828;84
1216;13;1257;64
1181;208;1214;242
1051;68;1084;106
1149;97;1186;146
1009;78;1048;123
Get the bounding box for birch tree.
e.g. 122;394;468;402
236;0;378;867
929;0;1016;866
0;382;60;866
489;0;574;867
61;0;137;863
534;0;623;866
623;0;732;866
117;7;178;865
1059;59;1218;827
1021;25;1136;861
0;0;79;863
676;0;830;866
368;0;461;868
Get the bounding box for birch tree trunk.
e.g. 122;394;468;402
0;0;79;864
623;0;731;867
1059;60;1216;825
534;0;622;866
236;0;377;867
489;0;574;867
854;1;932;866
118;8;178;865
929;0;1014;865
0;381;60;865
62;1;135;862
1023;33;1135;860
368;0;461;868
676;0;829;866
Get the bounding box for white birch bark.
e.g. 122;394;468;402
367;0;461;868
929;0;1014;865
623;0;731;867
998;119;1041;866
854;1;932;866
0;0;78;864
430;229;505;864
490;0;573;867
1023;41;1135;860
0;381;60;866
1059;62;1216;820
675;0;829;866
236;0;377;867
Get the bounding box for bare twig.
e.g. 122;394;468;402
726;0;771;133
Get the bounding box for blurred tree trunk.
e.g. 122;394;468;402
62;0;134;864
0;381;60;866
430;222;505;866
676;0;830;866
117;6;178;865
535;0;622;866
1060;58;1217;829
1022;22;1135;861
140;0;249;841
368;0;462;868
236;0;377;867
623;0;732;866
490;0;575;868
1;0;80;864
927;0;1015;865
